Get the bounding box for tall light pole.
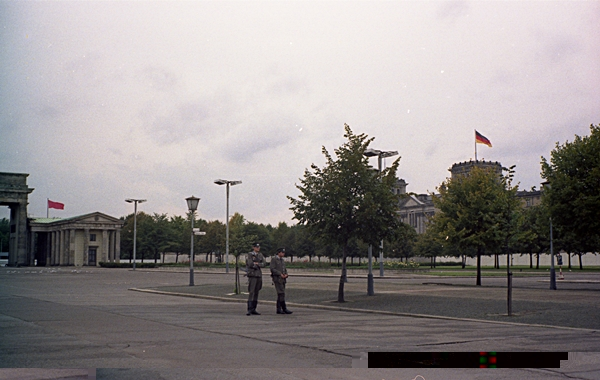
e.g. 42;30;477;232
549;216;557;290
214;179;242;274
186;196;200;286
364;148;399;278
541;181;557;290
125;198;146;271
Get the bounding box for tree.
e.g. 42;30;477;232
288;124;400;302
541;124;600;257
430;166;520;285
386;222;418;262
166;215;189;263
516;204;550;269
228;213;257;294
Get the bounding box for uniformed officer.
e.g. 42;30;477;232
245;243;264;316
270;248;292;314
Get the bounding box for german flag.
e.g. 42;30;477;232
475;130;492;147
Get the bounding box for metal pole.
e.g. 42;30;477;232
507;252;512;316
132;201;137;271
190;212;195;286
225;183;230;274
367;245;374;296
378;154;384;277
550;217;556;290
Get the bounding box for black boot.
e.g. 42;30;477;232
276;300;284;314
250;300;261;315
246;301;253;316
281;301;293;314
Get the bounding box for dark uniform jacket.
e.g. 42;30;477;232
246;252;264;278
269;256;287;284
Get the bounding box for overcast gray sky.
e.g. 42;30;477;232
1;1;599;225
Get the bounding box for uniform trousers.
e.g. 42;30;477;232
248;276;262;302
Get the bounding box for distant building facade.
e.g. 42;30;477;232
450;159;503;179
398;160;530;234
394;179;437;234
29;213;123;266
516;189;542;208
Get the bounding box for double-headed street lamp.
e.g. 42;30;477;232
125;198;146;271
186;196;200;286
214;179;242;274
364;148;399;280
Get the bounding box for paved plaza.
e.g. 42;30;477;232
0;267;599;379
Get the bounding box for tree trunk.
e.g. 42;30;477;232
578;253;583;270
337;245;347;303
568;253;572;269
476;248;482;286
536;253;539;269
461;254;466;269
529;253;532;269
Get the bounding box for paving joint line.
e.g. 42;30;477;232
129;288;600;333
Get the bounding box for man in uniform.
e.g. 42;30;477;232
245;243;264;316
270;248;292;314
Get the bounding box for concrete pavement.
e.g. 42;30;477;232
1;267;599;379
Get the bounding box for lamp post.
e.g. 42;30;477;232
549;216;557;290
364;148;399;278
541;181;556;290
214;179;242;274
125;198;146;271
186;196;200;286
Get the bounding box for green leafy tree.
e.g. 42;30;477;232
244;222;273;256
430;166;520;285
386;222;418;262
228;213;257;294
288;124;400;302
120;211;154;262
541;124;600;258
198;220;225;263
166;215;189;263
516;204;550;269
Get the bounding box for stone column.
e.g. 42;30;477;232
17;202;29;266
45;233;51;267
50;231;56;265
69;229;76;266
29;231;36;266
108;230;114;262
102;230;108;265
83;229;90;267
57;230;65;265
115;229;121;263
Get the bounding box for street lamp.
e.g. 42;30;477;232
186;195;200;286
364;148;399;279
214;179;242;274
125;198;146;271
541;181;556;290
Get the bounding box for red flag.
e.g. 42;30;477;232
475;130;492;147
48;200;65;210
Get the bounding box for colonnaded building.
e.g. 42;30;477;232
0;172;123;267
396;160;542;234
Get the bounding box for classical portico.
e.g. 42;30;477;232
0;172;34;266
29;212;123;266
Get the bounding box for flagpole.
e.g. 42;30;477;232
47;198;49;218
474;130;478;161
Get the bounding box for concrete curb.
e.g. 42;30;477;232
129;287;600;333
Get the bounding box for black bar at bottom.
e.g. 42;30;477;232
368;352;568;368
